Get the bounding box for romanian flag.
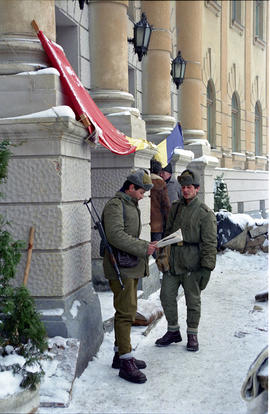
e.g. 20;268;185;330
155;123;184;167
33;21;138;156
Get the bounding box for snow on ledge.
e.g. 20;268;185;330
191;155;219;164
16;67;60;76
174;148;194;159
0;106;76;121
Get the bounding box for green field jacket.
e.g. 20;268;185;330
166;196;217;275
102;191;149;280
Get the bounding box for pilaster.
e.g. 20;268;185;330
187;156;219;209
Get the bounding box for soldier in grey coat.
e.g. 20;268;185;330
155;169;217;352
102;169;157;384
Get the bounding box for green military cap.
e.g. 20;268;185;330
178;169;200;186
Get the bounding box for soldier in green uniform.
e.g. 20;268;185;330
155;169;217;351
102;169;157;384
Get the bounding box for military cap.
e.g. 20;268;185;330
127;169;153;191
178;169;200;186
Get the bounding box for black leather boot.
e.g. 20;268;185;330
112;352;146;369
119;358;147;384
187;334;199;351
155;330;182;347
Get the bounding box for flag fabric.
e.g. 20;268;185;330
155;123;184;167
36;29;136;156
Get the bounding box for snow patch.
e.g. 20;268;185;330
0;371;23;399
39;308;64;316
69;300;81;319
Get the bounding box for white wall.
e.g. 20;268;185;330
214;167;269;216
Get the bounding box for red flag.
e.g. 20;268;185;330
36;29;136;155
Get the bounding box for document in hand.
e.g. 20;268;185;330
156;228;183;248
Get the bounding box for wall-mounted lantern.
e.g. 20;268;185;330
128;13;152;61
171;51;187;89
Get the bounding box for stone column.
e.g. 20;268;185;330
89;0;146;138
142;0;175;142
0;0;55;74
0;0;66;117
176;1;209;157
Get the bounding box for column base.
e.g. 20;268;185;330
0;38;48;75
35;283;104;377
143;115;176;144
107;112;147;139
183;129;211;158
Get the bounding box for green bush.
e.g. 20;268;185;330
0;140;47;391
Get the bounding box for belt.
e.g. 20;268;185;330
172;241;198;247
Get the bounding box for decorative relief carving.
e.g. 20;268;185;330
227;63;244;105
202;48;219;92
251;75;265;110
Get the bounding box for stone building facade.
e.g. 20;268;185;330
0;0;268;370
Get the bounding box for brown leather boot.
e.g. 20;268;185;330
155;330;182;347
119;358;147;383
112;352;146;369
187;334;199;351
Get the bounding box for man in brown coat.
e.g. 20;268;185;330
150;158;171;246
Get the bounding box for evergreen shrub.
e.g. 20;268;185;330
214;174;232;212
0;140;47;391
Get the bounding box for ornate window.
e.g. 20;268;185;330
254;0;265;48
255;0;264;39
231;92;241;153
231;0;244;34
207;80;216;148
255;101;262;156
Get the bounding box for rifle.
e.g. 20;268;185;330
84;198;124;290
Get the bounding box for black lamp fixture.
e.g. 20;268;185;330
128;13;152;61
171;51;187;89
76;0;89;10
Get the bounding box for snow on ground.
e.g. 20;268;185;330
38;249;268;414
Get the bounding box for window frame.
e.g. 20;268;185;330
230;0;245;34
231;92;241;153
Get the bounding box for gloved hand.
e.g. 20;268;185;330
199;267;211;290
155;245;171;273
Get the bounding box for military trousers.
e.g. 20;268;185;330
109;278;138;356
160;270;201;334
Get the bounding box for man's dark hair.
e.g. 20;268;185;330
121;180;141;191
150;158;162;175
